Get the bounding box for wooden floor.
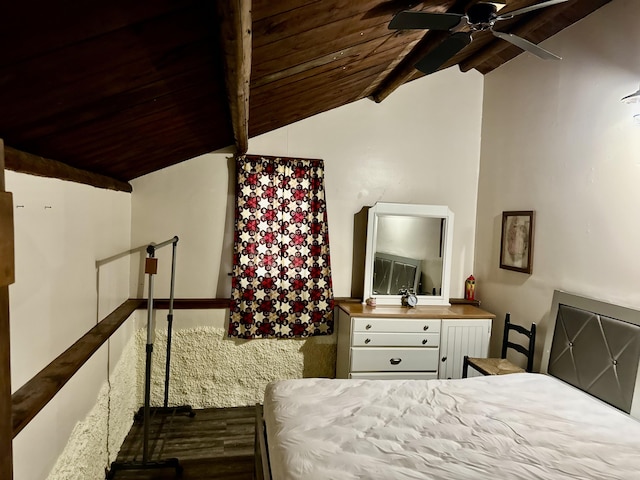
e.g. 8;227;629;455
107;406;256;480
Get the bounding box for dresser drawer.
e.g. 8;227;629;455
350;347;439;372
350;372;438;380
352;318;440;333
352;332;440;347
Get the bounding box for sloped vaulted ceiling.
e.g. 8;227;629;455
0;0;611;184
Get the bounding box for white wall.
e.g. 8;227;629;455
249;67;485;298
474;0;640;364
45;334;140;480
12;2;640;473
7;172;133;479
128;67;484;406
131;68;484;302
129;148;236;301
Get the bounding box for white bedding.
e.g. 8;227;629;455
263;374;640;479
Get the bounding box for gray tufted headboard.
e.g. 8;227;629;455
541;290;640;415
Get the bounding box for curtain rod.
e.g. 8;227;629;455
146;236;179;255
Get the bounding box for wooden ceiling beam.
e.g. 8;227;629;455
361;39;421;99
4;147;132;193
217;0;252;155
370;0;477;103
370;29;459;103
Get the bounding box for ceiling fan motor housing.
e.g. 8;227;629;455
387;0;564;74
467;2;498;26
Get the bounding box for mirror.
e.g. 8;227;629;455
363;203;454;306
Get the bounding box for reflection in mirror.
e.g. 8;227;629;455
373;253;420;295
374;216;443;295
363;203;454;306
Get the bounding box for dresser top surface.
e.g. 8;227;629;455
338;303;495;319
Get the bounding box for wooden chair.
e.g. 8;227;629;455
462;313;536;377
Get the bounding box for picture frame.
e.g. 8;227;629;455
499;210;535;274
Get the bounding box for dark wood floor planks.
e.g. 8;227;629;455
109;406;256;480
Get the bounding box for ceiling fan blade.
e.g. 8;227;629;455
496;0;569;21
389;10;464;31
492;30;561;60
414;32;472;75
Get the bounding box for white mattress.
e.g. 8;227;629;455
263;374;640;479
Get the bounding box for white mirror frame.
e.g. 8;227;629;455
362;203;454;306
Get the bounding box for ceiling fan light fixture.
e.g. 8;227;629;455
485;1;507;12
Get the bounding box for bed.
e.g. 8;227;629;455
256;290;640;480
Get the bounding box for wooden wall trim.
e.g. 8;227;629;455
10;295;359;441
0;140;4;192
0;286;11;480
137;298;231;310
135;297;361;310
4;146;133;193
11;299;143;438
217;0;252;155
0;139;13;479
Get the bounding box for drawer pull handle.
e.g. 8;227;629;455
422;339;428;345
441;356;447;362
366;324;372;330
364;338;371;344
423;325;429;331
390;358;402;365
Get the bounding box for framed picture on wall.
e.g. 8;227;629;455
499;211;535;274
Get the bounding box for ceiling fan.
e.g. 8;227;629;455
388;0;569;75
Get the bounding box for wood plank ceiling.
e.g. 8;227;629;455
0;0;611;185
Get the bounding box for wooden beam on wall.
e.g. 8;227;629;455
217;0;252;155
11;299;143;438
0;145;14;289
0;139;14;479
4;146;132;193
137;298;231;310
135;297;362;310
0;285;11;480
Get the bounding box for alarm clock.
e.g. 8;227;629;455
401;290;418;308
406;292;418;307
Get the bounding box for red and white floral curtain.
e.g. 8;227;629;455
228;154;334;338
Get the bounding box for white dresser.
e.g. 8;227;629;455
336;304;494;380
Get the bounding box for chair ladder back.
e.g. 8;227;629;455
500;313;537;373
506;341;530;358
526;323;536;372
509;323;532;336
500;313;512;359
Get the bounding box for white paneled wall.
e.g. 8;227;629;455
474;0;640;362
7;172;133;480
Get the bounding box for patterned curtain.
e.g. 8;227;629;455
229;154;334;339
